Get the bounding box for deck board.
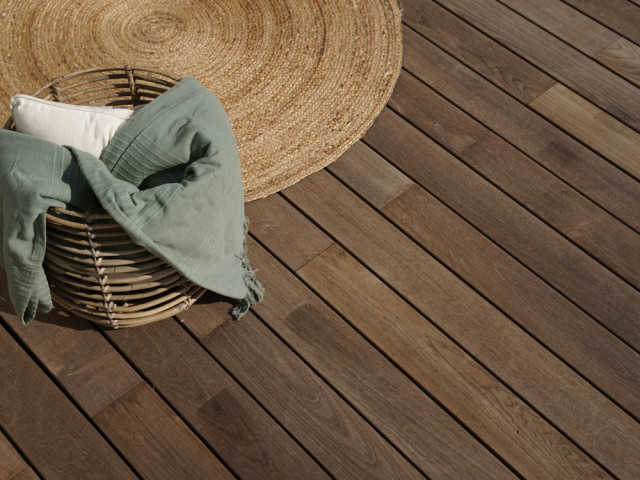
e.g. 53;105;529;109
595;38;640;87
101;317;330;480
0;325;137;479
333;141;640;418
1;1;640;478
93;383;235;480
429;0;640;129
247;237;516;479
186;311;425;479
281;168;640;478
561;0;640;45
0;430;33;480
298;243;607;479
402;25;640;231
365;108;640;349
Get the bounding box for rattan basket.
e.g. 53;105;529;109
4;66;207;328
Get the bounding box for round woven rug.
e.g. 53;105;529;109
0;0;402;201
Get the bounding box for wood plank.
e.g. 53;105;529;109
245;192;334;271
333;142;640;418
325;141;414;209
389;72;640;290
249;194;611;479
401;26;640;231
0;324;136;479
365;108;640;349
185;311;426;480
0;276;142;418
530;83;640;180
281;169;640;479
297;244;609;479
562;0;640;45
0;429;31;480
245;242;515;479
401;0;556;103
101;318;329;480
174;294;235;339
1;276;232;478
94;382;235;480
595;38;640;87
425;0;640;130
384;184;640;418
388;71;486;153
497;0;618;55
9;468;39;480
460;132;640;291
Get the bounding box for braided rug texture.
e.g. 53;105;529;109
0;0;402;201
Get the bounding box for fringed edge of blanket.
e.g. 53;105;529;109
231;217;265;320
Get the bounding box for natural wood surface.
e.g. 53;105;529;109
428;0;640;129
281;169;640;479
298;244;606;479
184;310;425;479
0;326;137;479
2;2;640;478
333;142;640;419
93;383;235;480
0;430;32;480
390;72;640;292
100;319;330;480
401;26;640;231
561;0;640;45
365;109;640;350
530;83;640;180
497;0;618;56
596;38;640;87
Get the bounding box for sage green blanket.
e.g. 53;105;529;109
0;76;263;325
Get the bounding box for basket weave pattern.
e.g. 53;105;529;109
6;66;206;328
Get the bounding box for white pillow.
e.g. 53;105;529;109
9;94;137;158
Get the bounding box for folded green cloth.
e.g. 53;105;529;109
0;76;263;325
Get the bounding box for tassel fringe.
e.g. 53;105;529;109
231;217;265;320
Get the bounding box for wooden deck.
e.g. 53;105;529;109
2;0;640;478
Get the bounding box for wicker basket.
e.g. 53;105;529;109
4;66;206;328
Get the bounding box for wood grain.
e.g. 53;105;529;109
401;26;640;231
427;0;640;129
282;169;640;478
327;141;414;209
8;468;39;480
244;238;515;479
384;184;640;418
388;71;486;153
245;192;334;271
298;244;609;479
0;429;30;480
562;0;640;45
401;0;556;102
175;295;235;340
530;83;640;180
334;141;640;419
461;133;640;290
497;0;618;55
189;311;425;479
388;72;640;290
365;108;640;349
101;318;329;480
0;324;136;479
595;38;640;87
0;276;142;418
94;382;235;480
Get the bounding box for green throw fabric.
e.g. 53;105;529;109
0;76;263;325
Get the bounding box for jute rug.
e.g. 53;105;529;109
0;0;402;201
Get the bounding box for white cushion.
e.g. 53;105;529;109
9;94;137;157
